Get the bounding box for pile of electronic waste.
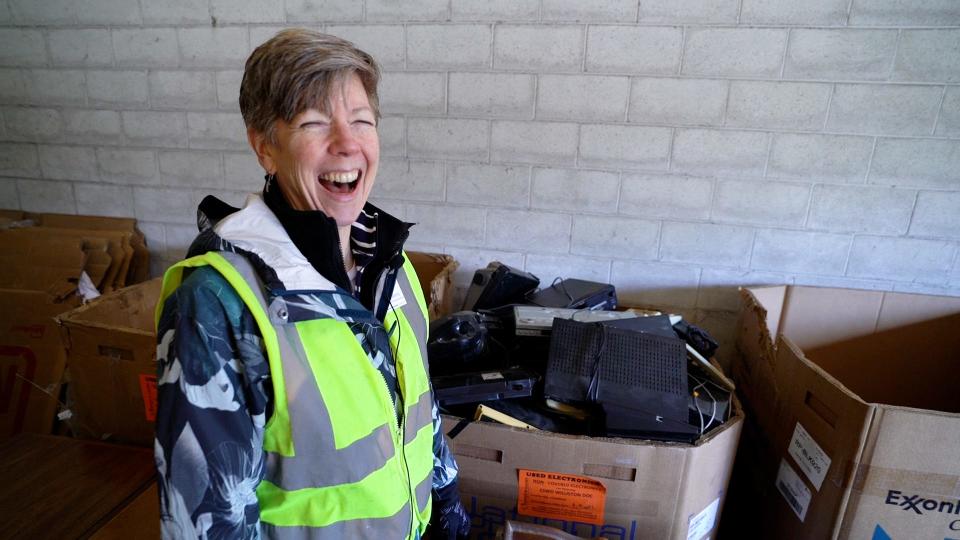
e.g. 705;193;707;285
428;262;733;443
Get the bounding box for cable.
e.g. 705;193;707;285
585;323;607;403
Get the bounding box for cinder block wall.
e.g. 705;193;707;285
1;0;959;348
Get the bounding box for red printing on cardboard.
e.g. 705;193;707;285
517;468;607;525
139;374;157;422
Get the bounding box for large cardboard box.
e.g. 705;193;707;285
444;398;743;539
0;231;87;437
731;285;960;539
57;251;457;446
58;278;161;446
408;251;458;321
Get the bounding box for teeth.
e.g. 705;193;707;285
319;170;359;183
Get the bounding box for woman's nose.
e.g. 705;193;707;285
328;121;361;155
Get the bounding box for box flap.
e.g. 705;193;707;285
806;312;960;413
408;251;458;320
779;286;884;349
769;336;875;539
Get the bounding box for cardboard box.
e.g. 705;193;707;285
58;278;161;446
444;398;743;539
408;251;458;321
0;231;87;437
730;285;960;539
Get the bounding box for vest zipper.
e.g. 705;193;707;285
380;315;417;539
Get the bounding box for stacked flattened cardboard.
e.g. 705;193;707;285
0;211;149;438
53;250;457;447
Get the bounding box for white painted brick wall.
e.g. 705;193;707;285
910;191;960;240
490;120;578;164
712;179;810;227
767;133;873;181
629;78;727;126
725;81;831;130
63;109;121;144
38;145;98;181
740;0;849;25
75;183;134;217
808;184;916;234
48;29;114;67
87;70;149;107
893;30;960;83
494;25;583;72
752;229;851;275
380;72;446;115
784;29;898;81
17;179;75;213
407;25;491;70
936;87;960;137
531;167;620;212
638;0;738;24
537;75;628;122
485;209;571;252
585;26;682;75
541;0;637;22
579;124;671;170
448;73;535;119
682;28;788;78
671;129;768;175
0;142;40;177
0;4;957;313
113;29;180;68
450;1;539;22
826;84;943;135
848;0;960;27
446;163;530;207
123;111;188;148
571;215;658;259
372;158;443;202
619;173;713;220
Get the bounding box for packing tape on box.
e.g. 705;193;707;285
851;463;960;498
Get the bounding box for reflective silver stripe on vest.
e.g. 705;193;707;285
262;504;411;540
414;465;432;514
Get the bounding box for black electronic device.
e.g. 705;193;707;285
462;262;540;311
432;367;538;406
544;318;690;441
527;278;617;310
427;311;489;375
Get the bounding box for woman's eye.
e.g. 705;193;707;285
301;121;329;129
354;119;376;127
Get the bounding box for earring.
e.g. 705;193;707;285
264;172;276;191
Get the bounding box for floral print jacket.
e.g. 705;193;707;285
154;194;459;539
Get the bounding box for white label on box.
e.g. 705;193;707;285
776;459;812;522
480;372;503;381
787;422;831;491
686;497;720;540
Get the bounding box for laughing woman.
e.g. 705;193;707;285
154;29;469;539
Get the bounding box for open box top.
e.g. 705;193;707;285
735;284;960;540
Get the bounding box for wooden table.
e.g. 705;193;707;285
0;434;158;539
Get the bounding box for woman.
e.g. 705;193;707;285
154;29;470;539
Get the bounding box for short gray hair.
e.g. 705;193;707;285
239;28;381;142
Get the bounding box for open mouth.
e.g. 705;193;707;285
319;170;360;195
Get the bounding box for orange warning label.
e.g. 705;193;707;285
517;469;607;525
139;374;158;422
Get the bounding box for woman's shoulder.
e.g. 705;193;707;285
166;265;250;327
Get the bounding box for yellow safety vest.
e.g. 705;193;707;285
158;250;434;538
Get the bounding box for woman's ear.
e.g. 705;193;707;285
247;127;277;174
